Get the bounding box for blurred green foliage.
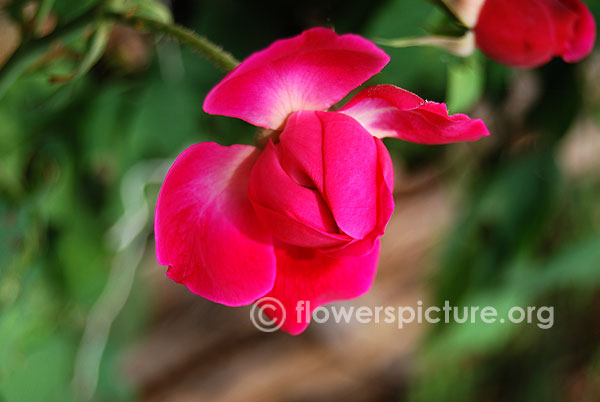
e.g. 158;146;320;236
1;0;599;401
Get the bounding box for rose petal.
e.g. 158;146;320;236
248;139;351;249
249;111;378;247
474;0;556;68
473;0;595;68
560;0;596;62
339;85;490;144
203;27;390;130
155;143;276;306
259;241;381;335
319;111;381;239
323;138;394;257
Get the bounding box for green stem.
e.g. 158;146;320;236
375;32;474;57
106;12;239;72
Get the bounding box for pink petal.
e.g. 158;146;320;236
339;85;490;144
155;143;276;306
249;111;381;249
248;138;351;249
203;27;390;130
474;0;595;68
323;138;394;258
259;241;381;335
474;0;556;68
560;0;596;62
318;111;380;239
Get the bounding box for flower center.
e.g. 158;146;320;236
254;127;282;149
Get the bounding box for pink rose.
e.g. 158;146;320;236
155;28;489;334
474;0;596;68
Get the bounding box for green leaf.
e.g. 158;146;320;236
132;0;173;24
34;0;56;33
108;0;173;24
72;21;113;81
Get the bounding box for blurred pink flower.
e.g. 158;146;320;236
474;0;596;68
154;28;489;334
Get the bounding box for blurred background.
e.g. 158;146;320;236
1;0;600;401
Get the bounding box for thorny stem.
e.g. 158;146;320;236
105;11;240;72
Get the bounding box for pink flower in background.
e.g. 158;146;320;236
474;0;596;68
154;28;489;334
